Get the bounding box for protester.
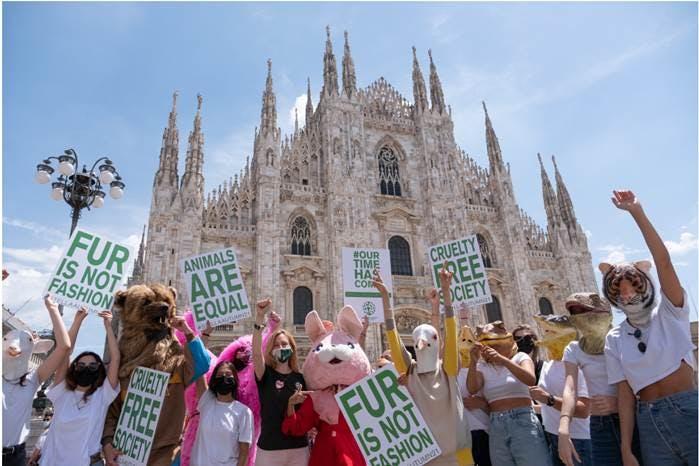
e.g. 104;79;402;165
457;325;492;466
467;320;552;466
252;299;309;466
512;324;542;382
376;265;471;466
190;359;253;466
531;314;591;466
2;294;70;466
39;308;119;466
602;189;697;466
558;292;642;466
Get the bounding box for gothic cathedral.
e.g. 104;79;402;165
130;28;597;360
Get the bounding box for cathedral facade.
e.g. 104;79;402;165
131;28;597;360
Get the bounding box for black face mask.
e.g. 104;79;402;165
515;335;536;355
74;368;100;387
211;376;237;396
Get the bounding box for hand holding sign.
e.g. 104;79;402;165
371;270;389;299
438;261;453;308
98;310;113;329
103;443;124;466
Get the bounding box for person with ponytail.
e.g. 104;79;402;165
252;298;309;466
39;307;119;466
190;359;253;466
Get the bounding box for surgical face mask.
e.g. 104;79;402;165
514;335;536;355
74;366;100;387
273;346;293;363
211;375;237;396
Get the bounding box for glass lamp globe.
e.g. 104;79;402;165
93;195;104;208
110;186;123;199
99;170;115;184
51;187;64;201
35;170;51;184
58;161;75;177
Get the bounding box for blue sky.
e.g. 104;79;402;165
3;2;697;355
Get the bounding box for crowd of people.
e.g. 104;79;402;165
2;189;697;466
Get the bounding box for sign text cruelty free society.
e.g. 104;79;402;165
429;234;492;307
181;247;250;331
113;367;169;466
45;229;131;312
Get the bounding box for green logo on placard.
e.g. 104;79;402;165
362;301;376;316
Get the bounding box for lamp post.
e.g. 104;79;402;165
35;148;125;237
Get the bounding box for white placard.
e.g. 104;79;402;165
342;248;393;323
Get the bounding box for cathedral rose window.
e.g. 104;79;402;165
378;146;402;196
291;216;312;256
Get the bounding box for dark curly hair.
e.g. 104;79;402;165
65;351;107;402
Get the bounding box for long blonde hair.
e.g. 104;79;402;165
265;329;300;372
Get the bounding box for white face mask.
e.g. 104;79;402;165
3;330;53;381
412;324;439;374
620;302;652;327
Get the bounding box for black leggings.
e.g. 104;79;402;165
471;429;492;466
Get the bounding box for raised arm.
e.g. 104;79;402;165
67;308;88;354
358;315;369;349
438;263;459;376
612;190;683;307
558;362;583;466
482;345;536;386
170;315;210;386
99;310;120;389
196;321;213;400
37;295;72;384
253;299;272;381
373;270;411;374
466;344;484;394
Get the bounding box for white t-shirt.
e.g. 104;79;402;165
563;342;617;397
2;369;40;446
476;352;533;402
39;379;120;466
191;392;254;465
605;290;696;394
457;368;490;432
538;360;590;439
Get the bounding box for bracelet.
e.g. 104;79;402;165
560;414;572;420
201;332;211;337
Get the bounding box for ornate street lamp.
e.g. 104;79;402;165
35;148;125;236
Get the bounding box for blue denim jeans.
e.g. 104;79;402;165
545;431;592;466
589;413;642;466
636;389;698;466
489;407;552;466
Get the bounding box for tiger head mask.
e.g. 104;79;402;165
599;261;655;327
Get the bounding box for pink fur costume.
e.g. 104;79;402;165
176;311;279;466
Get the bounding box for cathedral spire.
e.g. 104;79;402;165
259;59;277;135
322;26;339;97
552;155;578;231
483;101;504;170
182;94;205;192
428;49;446;114
538;153;559;228
305;78;314;127
342;30;357;98
412;46;428;113
133;225;146;277
294;108;299;135
155;90;179;185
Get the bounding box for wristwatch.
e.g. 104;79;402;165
546;394;555;407
254;323;266;331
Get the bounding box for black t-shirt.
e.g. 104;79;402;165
256;365;308;450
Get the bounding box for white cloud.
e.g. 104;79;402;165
665;232;698;257
288;94;308;130
3;217;64;240
597;244;645;264
205;125;255;192
3;245;64;271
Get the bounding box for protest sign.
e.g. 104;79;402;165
342;248;393;323
44;229;131;312
427;235;492;308
113;367;169;466
180;247;250;331
336;365;442;466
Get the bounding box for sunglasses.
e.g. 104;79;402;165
75;362;100;372
628;328;647;353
